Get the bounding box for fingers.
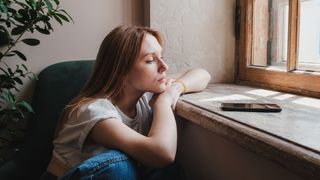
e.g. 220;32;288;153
166;78;174;89
149;78;179;110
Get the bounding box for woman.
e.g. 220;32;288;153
43;25;211;179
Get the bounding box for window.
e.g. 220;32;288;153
237;0;320;98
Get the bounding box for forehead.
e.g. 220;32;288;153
140;33;162;56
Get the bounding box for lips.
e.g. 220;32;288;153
158;77;167;83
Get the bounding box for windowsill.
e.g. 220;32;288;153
176;83;320;179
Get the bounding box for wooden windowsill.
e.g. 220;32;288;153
176;83;320;179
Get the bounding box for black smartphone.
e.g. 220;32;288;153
221;103;282;112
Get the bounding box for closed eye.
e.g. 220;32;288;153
146;60;154;64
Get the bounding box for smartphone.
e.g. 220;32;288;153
221;103;282;112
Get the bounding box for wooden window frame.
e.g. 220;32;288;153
237;0;320;98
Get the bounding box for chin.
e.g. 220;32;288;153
151;86;167;94
148;84;167;94
151;89;165;94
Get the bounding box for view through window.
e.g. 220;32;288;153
238;0;320;97
251;0;320;72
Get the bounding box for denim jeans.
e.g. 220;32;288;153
60;149;185;180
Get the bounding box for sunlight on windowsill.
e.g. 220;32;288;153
196;87;320;109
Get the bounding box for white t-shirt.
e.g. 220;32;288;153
52;93;152;168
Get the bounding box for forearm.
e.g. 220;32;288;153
174;68;211;93
147;98;177;164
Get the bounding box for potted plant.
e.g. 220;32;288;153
0;0;72;165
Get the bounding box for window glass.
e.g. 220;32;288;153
297;0;320;72
252;0;289;69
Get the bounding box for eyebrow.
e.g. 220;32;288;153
141;52;161;59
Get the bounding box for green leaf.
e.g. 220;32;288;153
13;77;23;85
31;0;37;9
18;9;30;21
8;68;13;76
18;101;33;113
56;13;69;22
22;38;40;46
25;0;37;9
0;1;8;13
53;0;60;6
29;9;37;19
11;26;26;36
13;16;26;25
53;15;62;25
27;73;38;80
60;10;74;23
7;7;17;15
45;21;53;31
21;64;28;71
11;50;27;61
40;15;50;22
0;90;14;105
35;26;50;34
0;28;10;47
16;69;25;77
44;0;53;11
5;53;15;57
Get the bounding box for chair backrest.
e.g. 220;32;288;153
0;60;94;180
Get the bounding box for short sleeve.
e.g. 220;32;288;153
144;92;153;102
73;99;121;151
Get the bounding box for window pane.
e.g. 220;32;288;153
251;0;289;69
297;0;320;72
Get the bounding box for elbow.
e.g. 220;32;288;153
162;147;176;165
155;149;176;167
192;68;211;83
150;143;176;168
195;68;211;88
202;68;211;83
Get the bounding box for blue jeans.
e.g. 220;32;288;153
60;149;185;180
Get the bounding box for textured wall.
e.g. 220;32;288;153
149;0;236;82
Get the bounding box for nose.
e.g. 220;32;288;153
158;58;168;73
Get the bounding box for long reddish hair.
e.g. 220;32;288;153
55;25;163;134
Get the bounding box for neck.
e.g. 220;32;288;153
113;87;144;119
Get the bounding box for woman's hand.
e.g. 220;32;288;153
149;78;182;111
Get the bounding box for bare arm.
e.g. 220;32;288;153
90;69;210;167
169;68;211;94
168;68;211;110
90;85;178;168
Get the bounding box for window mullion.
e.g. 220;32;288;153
287;0;299;72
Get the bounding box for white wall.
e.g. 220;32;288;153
149;0;236;83
3;0;144;100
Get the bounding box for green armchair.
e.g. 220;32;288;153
0;60;94;180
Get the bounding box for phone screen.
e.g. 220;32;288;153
221;103;282;112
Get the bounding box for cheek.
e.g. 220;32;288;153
128;69;154;87
131;69;150;81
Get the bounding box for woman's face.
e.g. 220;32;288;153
126;33;168;94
